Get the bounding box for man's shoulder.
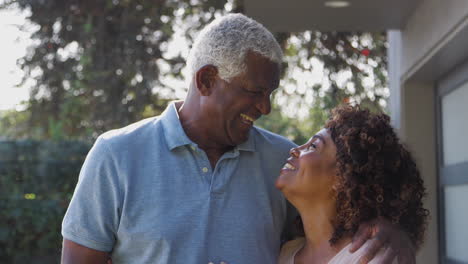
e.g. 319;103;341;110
252;126;297;149
98;116;163;147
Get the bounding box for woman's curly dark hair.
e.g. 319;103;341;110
324;105;429;249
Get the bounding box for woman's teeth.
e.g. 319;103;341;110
283;163;296;170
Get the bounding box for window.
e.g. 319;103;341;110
437;62;468;264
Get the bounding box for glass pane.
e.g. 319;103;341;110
444;184;468;262
442;81;468;166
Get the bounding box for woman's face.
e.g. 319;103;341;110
276;128;338;202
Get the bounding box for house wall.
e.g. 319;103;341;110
389;1;468;263
388;30;402;132
401;81;438;263
401;0;468;81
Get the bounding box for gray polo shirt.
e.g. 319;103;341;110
62;102;297;263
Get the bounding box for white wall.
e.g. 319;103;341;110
401;81;438;264
388;3;468;262
401;0;468;81
388;30;403;132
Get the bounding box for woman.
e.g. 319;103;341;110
276;105;428;264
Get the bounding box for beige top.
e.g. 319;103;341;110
278;238;398;264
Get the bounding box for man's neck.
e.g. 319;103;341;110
177;101;232;168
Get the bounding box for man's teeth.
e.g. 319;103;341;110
283;163;296;170
240;114;254;122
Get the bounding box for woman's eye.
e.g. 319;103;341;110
308;143;317;150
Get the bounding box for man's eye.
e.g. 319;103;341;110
308;143;317;150
250;90;262;95
244;88;262;95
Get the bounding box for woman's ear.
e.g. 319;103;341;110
195;65;218;96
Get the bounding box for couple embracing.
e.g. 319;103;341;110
61;13;428;264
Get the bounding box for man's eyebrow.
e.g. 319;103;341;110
258;85;269;92
312;134;326;145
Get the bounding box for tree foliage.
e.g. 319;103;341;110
2;0;388;143
261;30;388;143
0;140;91;262
4;0;228;139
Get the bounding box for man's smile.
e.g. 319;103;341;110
240;113;255;125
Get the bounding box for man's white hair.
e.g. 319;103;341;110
187;13;283;82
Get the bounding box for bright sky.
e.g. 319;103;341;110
0;6;33;111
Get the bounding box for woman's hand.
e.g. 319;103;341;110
349;217;415;264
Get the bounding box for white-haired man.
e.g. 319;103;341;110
61;14;415;264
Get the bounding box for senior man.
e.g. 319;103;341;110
61;14;415;264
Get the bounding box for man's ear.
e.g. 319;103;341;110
195;65;218;96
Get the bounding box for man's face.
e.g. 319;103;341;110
205;51;280;147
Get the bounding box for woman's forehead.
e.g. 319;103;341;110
309;128;329;141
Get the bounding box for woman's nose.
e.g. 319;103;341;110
289;147;299;157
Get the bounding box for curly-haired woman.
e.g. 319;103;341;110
276;105;429;264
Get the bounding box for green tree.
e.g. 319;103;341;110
1;0;388;142
2;0;228;140
259;31;388;143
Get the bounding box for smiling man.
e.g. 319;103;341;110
179;49;281;168
61;14;415;264
61;14;294;264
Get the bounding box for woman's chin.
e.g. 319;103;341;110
275;173;291;191
274;178;283;190
275;176;286;191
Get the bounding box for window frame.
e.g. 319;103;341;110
436;59;468;264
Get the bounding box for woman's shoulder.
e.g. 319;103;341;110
278;237;305;264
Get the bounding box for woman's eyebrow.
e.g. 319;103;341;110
312;134;326;145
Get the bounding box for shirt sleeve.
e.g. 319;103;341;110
61;136;122;252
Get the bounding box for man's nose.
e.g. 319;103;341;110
256;95;271;115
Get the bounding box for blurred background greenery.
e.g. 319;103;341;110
0;0;388;262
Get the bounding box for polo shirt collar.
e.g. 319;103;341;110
160;101;193;150
160;101;256;152
236;129;256;152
